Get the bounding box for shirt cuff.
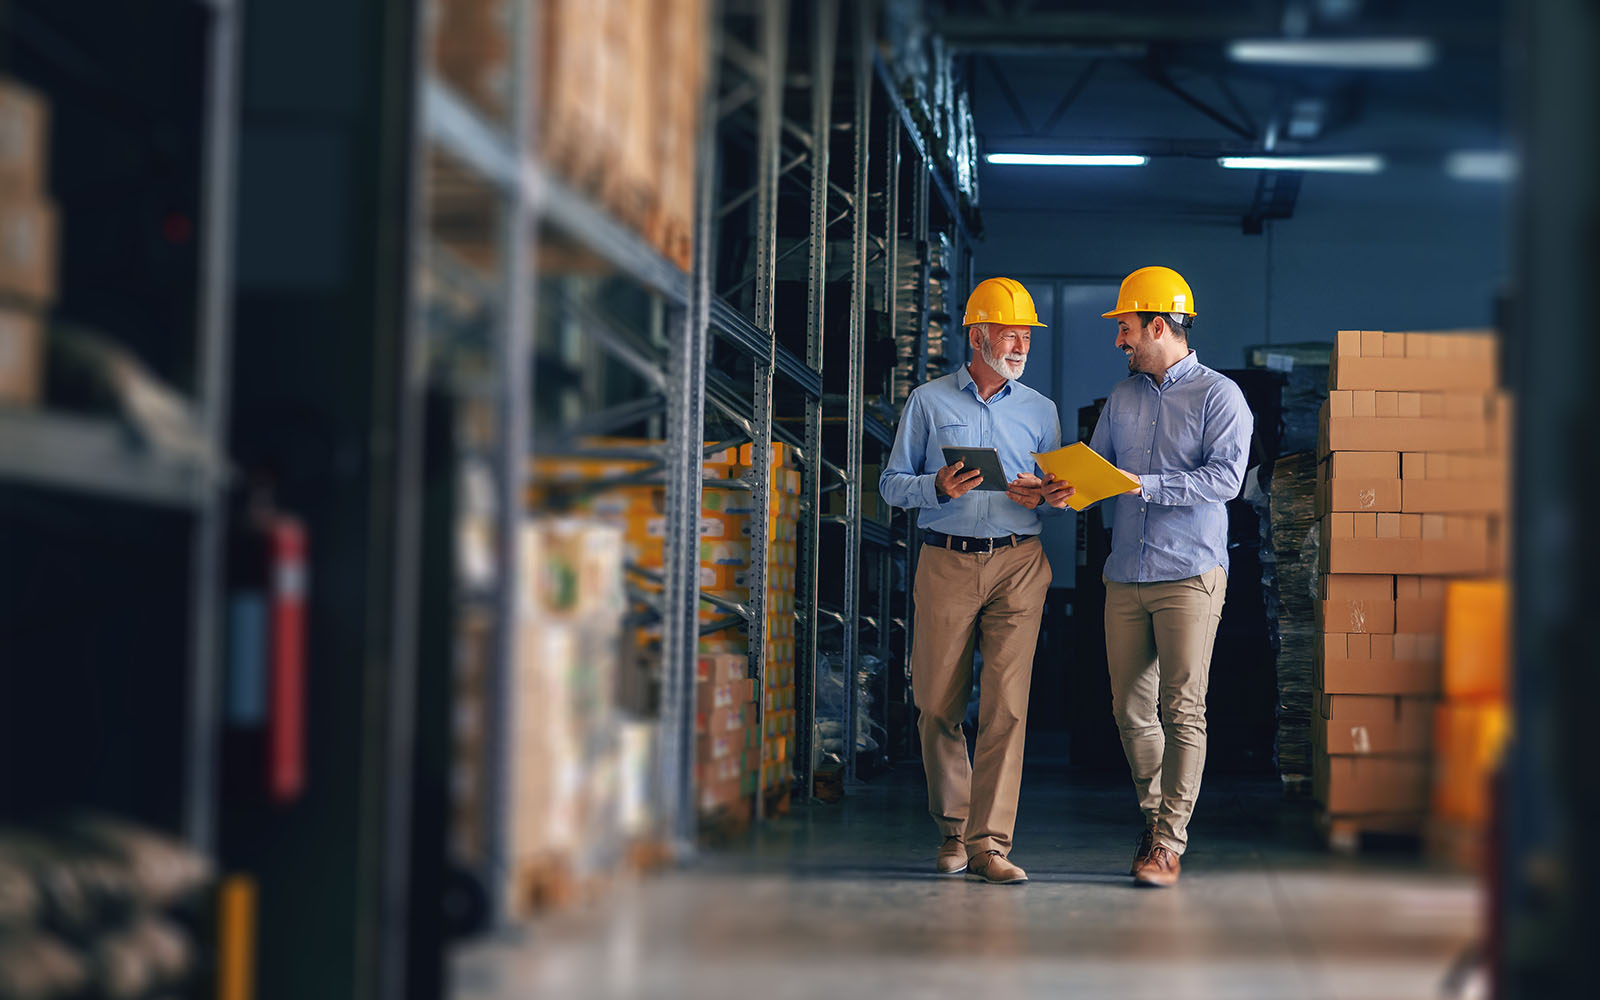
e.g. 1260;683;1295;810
926;474;948;507
1138;474;1159;502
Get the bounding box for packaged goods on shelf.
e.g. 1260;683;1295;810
0;79;47;198
430;0;515;123
0;306;42;406
0;195;57;306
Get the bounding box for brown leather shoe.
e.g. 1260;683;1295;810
936;836;968;875
964;850;1028;884
1134;845;1181;887
1129;827;1155;876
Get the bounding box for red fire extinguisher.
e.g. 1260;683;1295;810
226;487;307;805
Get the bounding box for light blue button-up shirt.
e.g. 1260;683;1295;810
1088;350;1252;583
879;365;1062;538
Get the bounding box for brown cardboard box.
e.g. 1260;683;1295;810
0;306;42;405
1317;454;1403;514
696;677;755;713
1321;574;1396;602
1319;393;1496;456
698;776;747;812
1395;576;1448;632
0;80;47;197
1319;514;1493;575
1315;694;1435;754
1315;751;1431;814
1318;598;1396;634
1315;632;1440;695
0;197;57;305
1399;450;1509;513
696;700;751;736
697;652;746;684
1331;329;1498;391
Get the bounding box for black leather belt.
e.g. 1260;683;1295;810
924;530;1023;554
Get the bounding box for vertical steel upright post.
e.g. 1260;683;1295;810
795;0;836;801
659;0;719;849
880;99;900;760
185;0;243;857
747;0;788;820
480;0;538;928
841;0;871;784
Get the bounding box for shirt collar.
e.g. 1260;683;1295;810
1145;349;1199;388
957;362;1013;402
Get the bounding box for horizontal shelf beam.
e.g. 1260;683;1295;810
0;411;216;510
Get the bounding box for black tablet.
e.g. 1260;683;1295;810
939;446;1008;492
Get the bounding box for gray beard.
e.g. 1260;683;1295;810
980;344;1026;381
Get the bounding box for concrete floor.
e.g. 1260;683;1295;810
453;765;1484;1000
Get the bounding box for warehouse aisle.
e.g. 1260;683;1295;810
453;768;1479;1000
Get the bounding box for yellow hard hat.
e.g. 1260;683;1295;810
963;277;1047;328
1101;266;1197;319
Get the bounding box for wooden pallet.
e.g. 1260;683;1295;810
1317;810;1425;854
697;798;754;846
763;784;792;817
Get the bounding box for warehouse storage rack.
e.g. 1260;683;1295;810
0;0;242;855
411;0;980;936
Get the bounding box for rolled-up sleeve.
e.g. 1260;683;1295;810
1137;382;1252;507
879;392;944;510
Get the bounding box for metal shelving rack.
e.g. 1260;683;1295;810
413;2;980;928
0;0;243;854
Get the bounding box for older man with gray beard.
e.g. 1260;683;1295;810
880;276;1075;885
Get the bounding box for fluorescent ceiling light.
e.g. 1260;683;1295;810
1445;150;1518;182
985;153;1148;167
1218;154;1385;173
1227;38;1436;69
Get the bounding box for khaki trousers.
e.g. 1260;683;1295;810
1103;565;1227;855
911;536;1051;859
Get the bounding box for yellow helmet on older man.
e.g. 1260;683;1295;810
963;276;1047;328
1101;266;1197;319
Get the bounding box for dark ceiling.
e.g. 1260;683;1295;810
937;0;1508;223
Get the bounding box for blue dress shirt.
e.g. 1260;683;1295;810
1088;350;1253;583
879;365;1062;538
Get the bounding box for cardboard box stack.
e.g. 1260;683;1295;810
1;78;56;407
699;441;802;812
536;0;705;269
529;440;801;819
1312;329;1510;845
507;517;641;916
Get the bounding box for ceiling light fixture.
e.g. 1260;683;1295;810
1218;154;1385;173
1227;38;1436;70
1445;150;1518;182
985;153;1148;167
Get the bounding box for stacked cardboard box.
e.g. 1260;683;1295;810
430;0;516;124
700;441;802;804
0;78;56;407
508;517;633;917
1312;330;1509;841
535;0;706;269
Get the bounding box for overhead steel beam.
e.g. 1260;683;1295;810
1036;58;1101;135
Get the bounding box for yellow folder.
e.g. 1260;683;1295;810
1030;442;1141;512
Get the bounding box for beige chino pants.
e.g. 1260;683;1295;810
1103;565;1228;855
911;536;1051;859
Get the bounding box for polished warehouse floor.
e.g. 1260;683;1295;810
454;766;1482;1000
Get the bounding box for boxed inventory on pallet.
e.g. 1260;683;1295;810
1310;329;1511;851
